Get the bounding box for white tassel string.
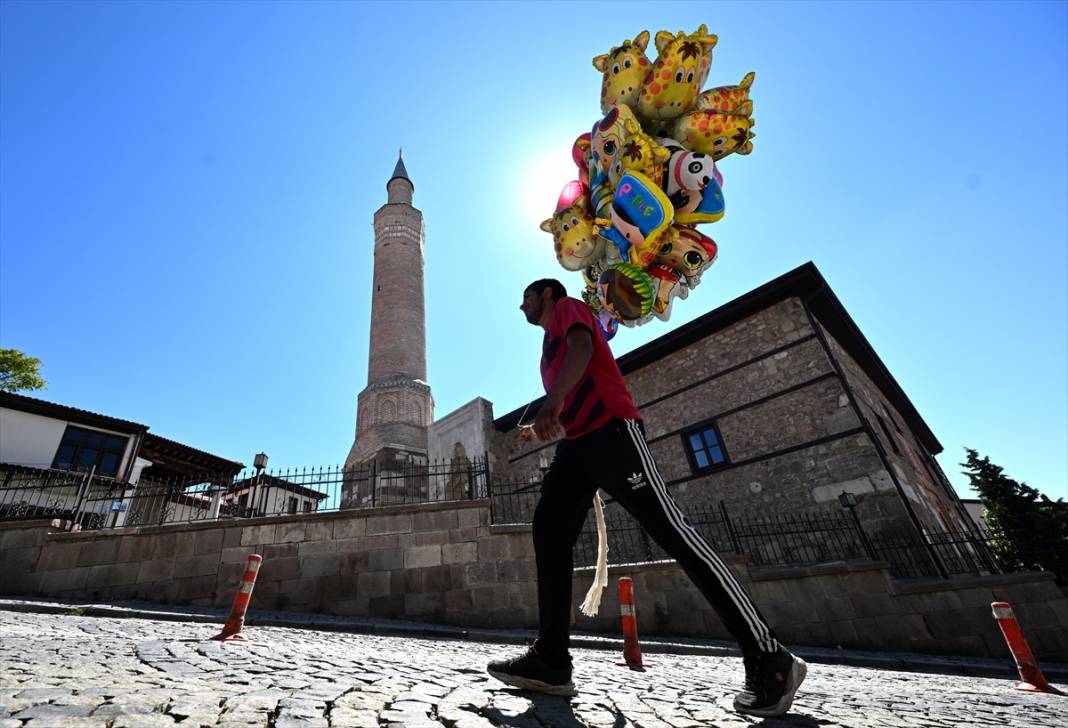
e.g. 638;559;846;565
579;490;609;617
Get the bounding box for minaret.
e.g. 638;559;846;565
345;150;434;473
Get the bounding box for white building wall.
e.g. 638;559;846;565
0;408;67;468
0;406;137;481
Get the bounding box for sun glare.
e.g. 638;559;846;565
522;148;582;230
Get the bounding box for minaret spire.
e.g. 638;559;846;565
388;147;412;192
345;151;432;482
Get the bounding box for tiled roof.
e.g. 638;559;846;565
0;391;147;433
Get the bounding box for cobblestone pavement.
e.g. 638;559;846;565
0;611;1063;728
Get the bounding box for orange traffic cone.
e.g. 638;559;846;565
991;601;1064;694
616;576;646;669
212;554;263;642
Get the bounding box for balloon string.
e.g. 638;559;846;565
516;384;544;430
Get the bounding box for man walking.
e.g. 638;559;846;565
487;279;806;718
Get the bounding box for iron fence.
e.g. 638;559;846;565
868;526;1068;582
570;502;865;569
0;464;108;530
729;508;868;567
486;476;1065;582
487;474;543;525
2;456;489;531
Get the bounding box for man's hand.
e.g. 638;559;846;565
533;325;593;442
533;396;564;441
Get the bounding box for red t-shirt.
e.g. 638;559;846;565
541;297;640;438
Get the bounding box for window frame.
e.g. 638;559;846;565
874;410;902;456
682;420;731;474
51;425;127;478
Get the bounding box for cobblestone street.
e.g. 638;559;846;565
0;610;1063;728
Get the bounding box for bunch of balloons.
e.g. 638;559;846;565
540;25;755;340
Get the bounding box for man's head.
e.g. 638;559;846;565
521;278;567;326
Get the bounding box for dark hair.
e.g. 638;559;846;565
525;278;567;302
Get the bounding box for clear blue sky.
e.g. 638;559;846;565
1;1;1065;501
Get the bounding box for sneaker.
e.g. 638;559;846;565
733;648;807;717
487;645;577;697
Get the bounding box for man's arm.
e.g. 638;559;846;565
534;326;594;441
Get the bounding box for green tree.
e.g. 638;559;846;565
0;348;46;393
962;448;1068;583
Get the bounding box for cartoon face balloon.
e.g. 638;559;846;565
660;141;725;224
589;104;640;219
592;31;651;115
652;226;718;284
673;100;755;161
540;193;605;272
590;104;639;178
598;263;655;322
601;171;674;267
638;25;718;122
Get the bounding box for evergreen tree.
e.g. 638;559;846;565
962;449;1068;584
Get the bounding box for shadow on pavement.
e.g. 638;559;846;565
756;712;833;726
482;690;626;727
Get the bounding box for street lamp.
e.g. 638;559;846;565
251;452;268;517
838;490;875;560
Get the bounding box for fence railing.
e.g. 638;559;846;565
486;475;1065;583
569;501;866;570
1;457;489;531
487;474;543;526
0;464;108;530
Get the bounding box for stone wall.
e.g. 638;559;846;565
815;317;971;534
0;520;51;595
0;503;536;630
3;508;1067;661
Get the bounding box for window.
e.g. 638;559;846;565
287;496;298;515
302;501;313;513
684;423;728;472
52;426;127;478
874;411;902;456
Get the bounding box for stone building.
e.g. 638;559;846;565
487;262;973;540
345;152;434;474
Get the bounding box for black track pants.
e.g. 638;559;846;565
532;418;780;658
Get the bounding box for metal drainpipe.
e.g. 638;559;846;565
801;293;949;579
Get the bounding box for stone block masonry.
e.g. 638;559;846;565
2;504;1067;661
